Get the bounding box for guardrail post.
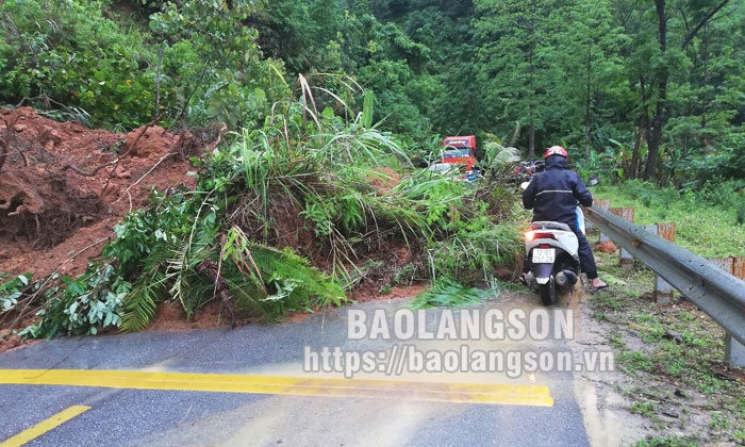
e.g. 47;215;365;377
641;224;675;304
725;335;745;368
594;199;611;241
734;257;745;280
655;223;675;304
708;256;745;367
656;223;675;243
710;257;734;275
610;207;635;266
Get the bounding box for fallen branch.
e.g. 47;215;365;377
207;123;228;152
197;259;237;328
119;114;163;159
4;236;109;329
0;138;7;173
101;115;162;195
63;160;117;177
117;152;175;202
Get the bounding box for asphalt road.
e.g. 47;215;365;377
0;294;601;447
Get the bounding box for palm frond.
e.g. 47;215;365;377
221;226;346;313
120;269;163;332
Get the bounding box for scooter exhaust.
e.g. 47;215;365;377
555;270;578;287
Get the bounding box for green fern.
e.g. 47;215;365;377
120;269;164;332
221;226;346;316
412;278;494;309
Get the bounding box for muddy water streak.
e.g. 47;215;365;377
566;284;647;446
575;378;629;447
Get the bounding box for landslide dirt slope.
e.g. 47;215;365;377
0;107;214;280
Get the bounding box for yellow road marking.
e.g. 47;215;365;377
0;405;90;447
0;369;553;407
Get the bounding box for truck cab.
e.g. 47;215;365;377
435;135;479;181
442;135;477;169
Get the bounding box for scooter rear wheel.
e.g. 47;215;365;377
539;279;559;306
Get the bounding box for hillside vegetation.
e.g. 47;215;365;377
1;0;744;336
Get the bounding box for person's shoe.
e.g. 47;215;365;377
519;272;530;286
591;278;608;291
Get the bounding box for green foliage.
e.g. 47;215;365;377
411;278;494;309
427;218;522;284
0;273;32;314
10;78;529;335
3;0;745;191
148;0;287;129
0;0;156;128
634;436;699;447
574;148;624;183
474;0;566;158
221;226;345;315
0;273;45;330
0;0;288;130
618;351;655;374
5;0;745;338
395;169;470;229
630;401;658;418
30;264;131;338
107;187;221;330
737;199;745;226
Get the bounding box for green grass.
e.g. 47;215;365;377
630;401;658;418
593;182;745;258
411;278;496;308
634;437;699;447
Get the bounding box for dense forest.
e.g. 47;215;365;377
2;0;744;186
1;0;744;335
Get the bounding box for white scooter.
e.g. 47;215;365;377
523;218;581;305
520;180;590;305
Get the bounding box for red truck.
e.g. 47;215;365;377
442;135;477;169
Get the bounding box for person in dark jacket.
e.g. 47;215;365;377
521;146;608;290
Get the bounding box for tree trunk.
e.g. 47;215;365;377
631;77;648;179
630;122;645;178
644;0;668;182
584;109;591;163
529;118;535;160
584;45;592;163
528;18;536;160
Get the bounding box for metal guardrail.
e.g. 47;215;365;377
585;206;745;347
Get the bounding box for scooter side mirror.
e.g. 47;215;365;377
587;175;599;186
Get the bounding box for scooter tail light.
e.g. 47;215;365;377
525;231;556;242
533;232;556;240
